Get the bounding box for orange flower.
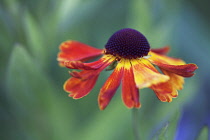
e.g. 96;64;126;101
57;28;198;110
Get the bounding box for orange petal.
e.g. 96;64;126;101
153;63;198;77
122;59;140;108
151;82;177;102
64;55;115;99
69;55;115;79
64;61;97;70
64;55;115;70
98;61;124;110
69;70;98;80
131;58;169;89
57;41;103;66
151;68;185;102
64;74;99;99
161;69;184;90
150;46;170;55
148;51;186;65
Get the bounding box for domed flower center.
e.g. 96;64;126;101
105;28;150;59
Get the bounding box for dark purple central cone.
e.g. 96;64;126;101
105;28;150;59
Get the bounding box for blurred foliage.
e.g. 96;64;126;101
196;126;208;140
0;0;209;140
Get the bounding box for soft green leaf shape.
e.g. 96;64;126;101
151;111;179;140
154;123;169;140
196;126;208;140
23;11;45;66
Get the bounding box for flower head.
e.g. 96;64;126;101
57;28;198;110
105;28;150;58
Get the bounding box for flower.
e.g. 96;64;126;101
57;28;198;110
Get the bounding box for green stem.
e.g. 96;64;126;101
132;108;141;140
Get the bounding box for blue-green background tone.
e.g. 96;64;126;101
0;0;209;140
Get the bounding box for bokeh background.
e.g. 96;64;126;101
1;0;209;140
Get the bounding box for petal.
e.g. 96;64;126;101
69;55;116;79
64;55;115;99
64;55;115;70
122;59;140;108
148;51;186;65
98;61;124;110
148;51;198;77
69;70;98;80
151;68;185;102
64;73;99;99
57;41;103;66
131;58;169;89
161;69;184;90
153;63;198;77
64;61;97;70
151;82;177;102
150;46;170;55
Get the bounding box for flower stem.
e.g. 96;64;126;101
132;108;141;140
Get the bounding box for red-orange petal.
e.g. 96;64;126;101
151;68;185;102
151;81;177;102
122;59;140;108
69;70;97;80
154;63;198;77
98;61;124;110
150;46;170;55
69;55;115;79
57;40;103;66
64;74;99;99
64;55;115;99
160;68;184;90
64;61;97;70
148;51;198;77
64;55;115;70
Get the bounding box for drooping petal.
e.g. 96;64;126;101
151;62;198;77
148;51;186;65
122;59;140;108
57;40;103;66
69;70;98;80
151;81;177;102
64;55;115;70
69;55;116;79
151;68;185;102
64;55;115;99
64;73;99;99
150;46;170;55
64;61;97;70
98;61;124;110
147;50;197;102
131;58;169;89
160;68;184;90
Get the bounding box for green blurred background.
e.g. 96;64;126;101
1;0;209;140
